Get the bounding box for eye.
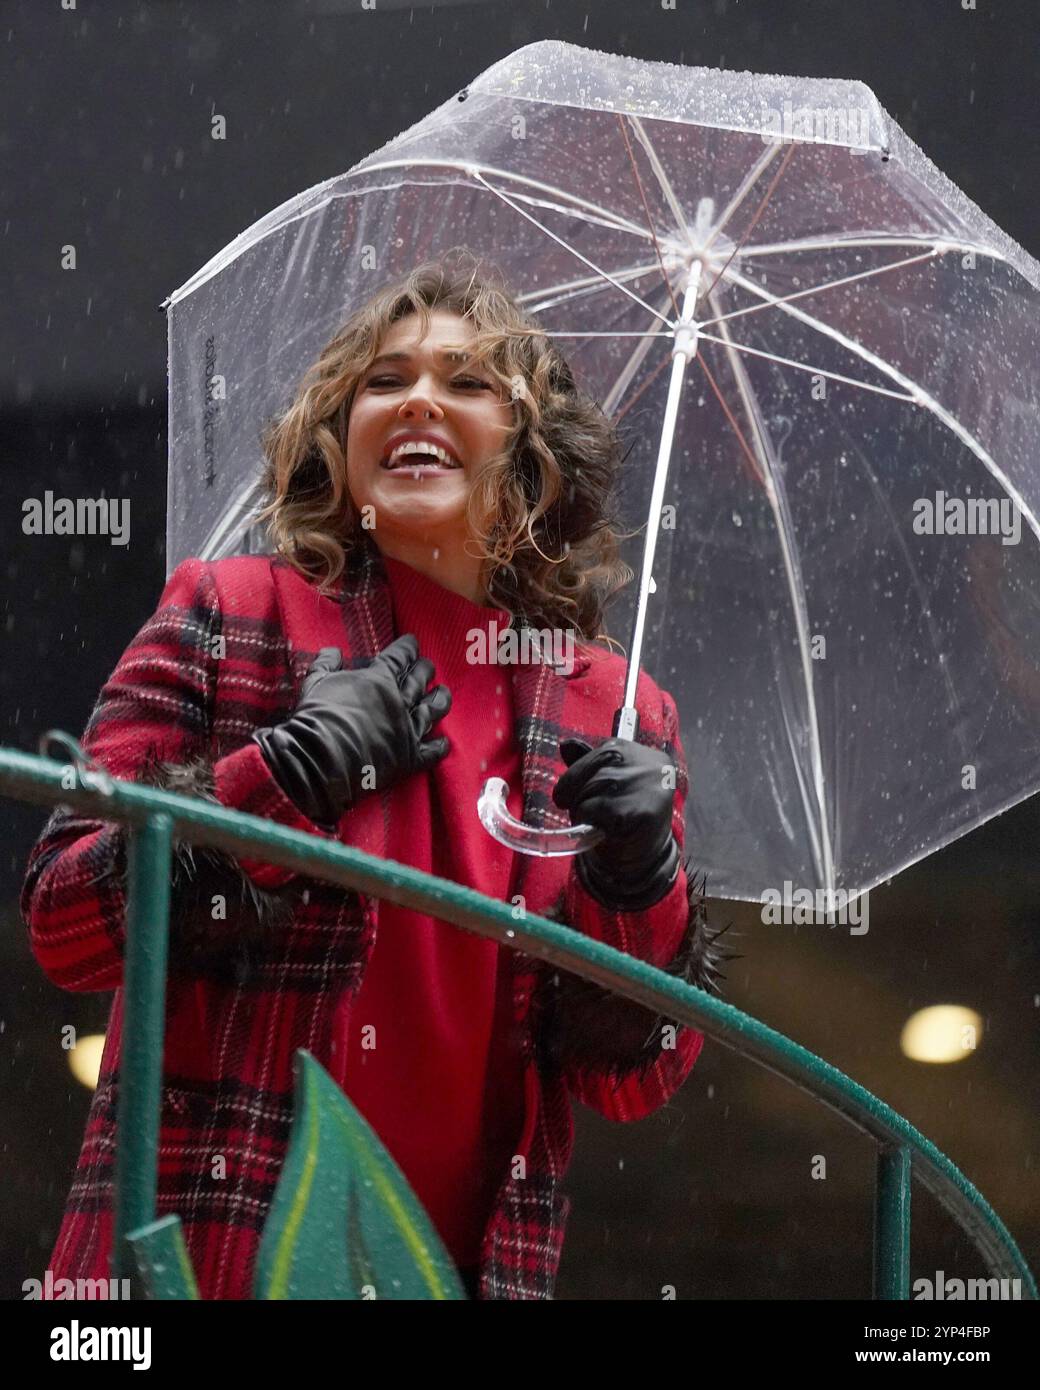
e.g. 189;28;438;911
365;374;491;390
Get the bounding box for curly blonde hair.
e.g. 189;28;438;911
254;248;636;641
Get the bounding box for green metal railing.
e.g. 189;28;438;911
3;737;1035;1300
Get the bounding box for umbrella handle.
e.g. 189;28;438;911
477;778;606;857
477;704;636;858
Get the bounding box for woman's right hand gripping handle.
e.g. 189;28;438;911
250;633;452;830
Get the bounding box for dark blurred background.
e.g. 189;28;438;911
2;0;1038;1301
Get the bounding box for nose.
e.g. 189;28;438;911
398;379;443;420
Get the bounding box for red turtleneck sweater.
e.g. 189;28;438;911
331;555;528;1269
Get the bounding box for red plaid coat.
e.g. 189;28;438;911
21;542;724;1300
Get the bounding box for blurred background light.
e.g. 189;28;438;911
901;1006;983;1063
67;1034;106;1090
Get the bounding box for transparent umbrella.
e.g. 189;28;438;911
163;40;1040;904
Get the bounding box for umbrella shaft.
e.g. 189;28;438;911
621;267;702;732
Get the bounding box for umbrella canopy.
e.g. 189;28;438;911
164;40;1040;903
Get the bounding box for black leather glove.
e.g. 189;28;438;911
552;736;681;911
251;634;451;830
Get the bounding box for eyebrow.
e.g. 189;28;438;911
364;349;480;371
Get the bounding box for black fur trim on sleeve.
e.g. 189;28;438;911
532;856;741;1088
134;748;302;978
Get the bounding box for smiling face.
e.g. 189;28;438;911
345;309;515;555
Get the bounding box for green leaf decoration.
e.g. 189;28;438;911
254;1049;468;1300
126;1215;200;1299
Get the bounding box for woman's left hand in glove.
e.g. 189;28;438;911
552;736;681;911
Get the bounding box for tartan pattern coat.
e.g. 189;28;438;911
20;541;725;1300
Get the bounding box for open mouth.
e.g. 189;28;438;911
380;443;463;471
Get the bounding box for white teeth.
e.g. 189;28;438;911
385;441;460;468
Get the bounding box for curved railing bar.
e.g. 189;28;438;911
2;742;1034;1298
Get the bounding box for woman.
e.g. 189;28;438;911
21;253;728;1301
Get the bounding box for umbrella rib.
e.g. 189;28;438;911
466;187;655;240
517;261;666;316
701;144;786;255
738;233;1012;266
612;350;673;426
421;172;659;243
624;115;696;246
350;161;663;243
517;264;660;300
697;332;917;402
699;248;941;330
703;143;798;302
723;264;1040;547
694;352;767;489
616;115;682;320
604;288;683;421
703;296;835;894
470;169;676;328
